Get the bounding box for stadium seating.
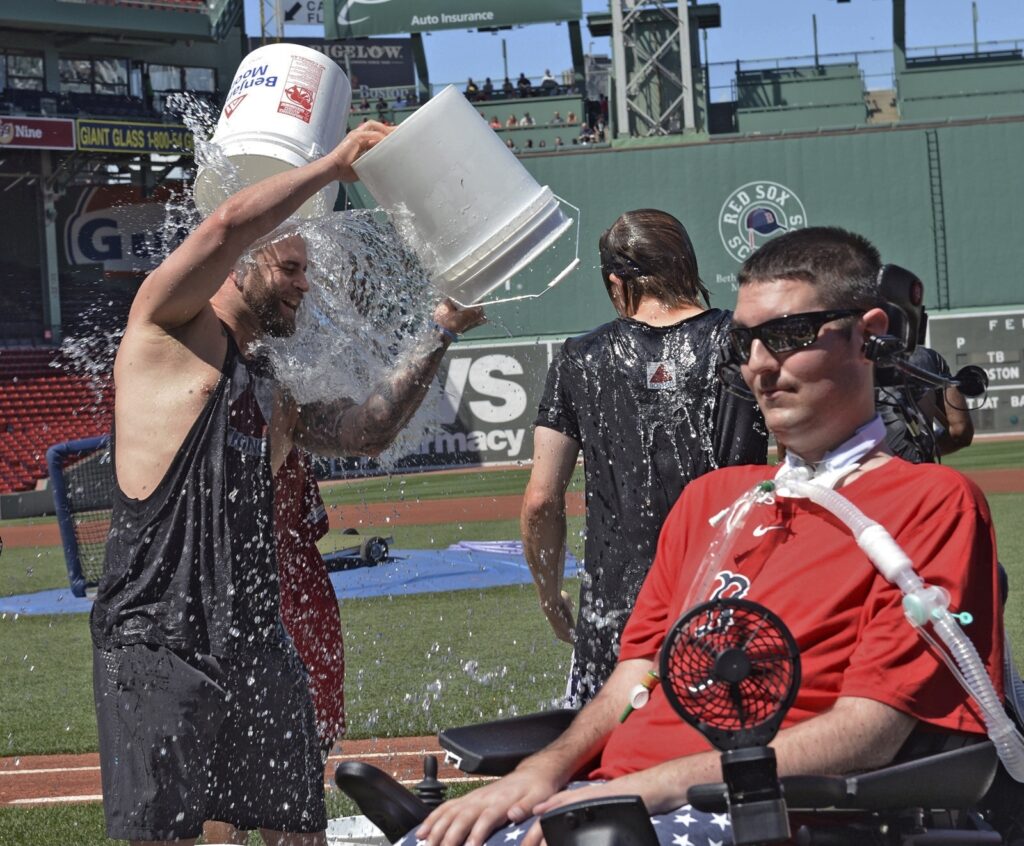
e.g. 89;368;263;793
0;348;112;494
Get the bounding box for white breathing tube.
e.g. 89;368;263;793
775;466;1024;782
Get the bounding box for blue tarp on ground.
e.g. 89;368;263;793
0;544;580;615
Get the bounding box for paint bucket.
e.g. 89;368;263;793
352;85;577;306
193;43;351;218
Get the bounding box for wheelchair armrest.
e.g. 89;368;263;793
334;761;430;842
688;741;998;813
438;709;577;775
844;740;997;810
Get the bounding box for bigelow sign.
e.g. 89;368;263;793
325;0;582;38
250;37;415;99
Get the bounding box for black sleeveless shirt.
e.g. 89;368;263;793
91;335;286;656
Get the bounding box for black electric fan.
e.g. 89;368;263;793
659;598;801;846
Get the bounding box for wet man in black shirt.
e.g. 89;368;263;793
521;209;767;706
89;121;484;846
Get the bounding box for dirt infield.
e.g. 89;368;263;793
3;468;1023;550
0;736;476;808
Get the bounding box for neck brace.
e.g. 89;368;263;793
776;414;887;492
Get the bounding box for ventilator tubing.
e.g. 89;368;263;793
782;475;1024;782
683;482;773;612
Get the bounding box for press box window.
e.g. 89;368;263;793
2;51;45;91
59;57;129;95
147;64;216;111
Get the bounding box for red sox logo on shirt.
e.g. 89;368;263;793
694;570;752;638
710;570;751;601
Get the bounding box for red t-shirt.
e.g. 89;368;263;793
593;459;1003;779
275;449;346;744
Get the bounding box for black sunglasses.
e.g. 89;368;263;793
726;309;863;364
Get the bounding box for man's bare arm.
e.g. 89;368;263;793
129;122;391;333
521;427;581;643
294;300;485;457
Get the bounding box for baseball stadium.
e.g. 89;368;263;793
0;0;1023;844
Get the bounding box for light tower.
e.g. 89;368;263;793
599;1;720;137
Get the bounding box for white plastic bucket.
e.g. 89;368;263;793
193;43;351;218
352;85;576;305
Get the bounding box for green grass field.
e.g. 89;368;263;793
0;444;1021;845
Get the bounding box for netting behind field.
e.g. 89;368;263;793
46;436;113;597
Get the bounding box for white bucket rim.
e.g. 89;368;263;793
193;151;340;216
444;203;573;301
208;137;314;167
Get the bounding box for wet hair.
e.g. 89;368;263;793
598;209;711;314
738;226;884;312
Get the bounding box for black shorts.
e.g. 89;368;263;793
93;642;326;841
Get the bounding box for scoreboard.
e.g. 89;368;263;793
927;309;1024;436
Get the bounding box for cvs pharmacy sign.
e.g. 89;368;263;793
407;343;552;465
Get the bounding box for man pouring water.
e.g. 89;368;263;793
89;118;484;845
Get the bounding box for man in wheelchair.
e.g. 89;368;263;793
393;228;1012;846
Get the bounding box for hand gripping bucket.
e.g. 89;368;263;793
352;85;579;306
193;43;351;219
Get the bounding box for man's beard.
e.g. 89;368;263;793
243;281;296;338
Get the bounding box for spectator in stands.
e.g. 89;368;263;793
517;72;532;97
393;93;408;109
519;112;535;127
600;92;609;124
554;136;564;149
89;122;485;846
551;111;565;125
375;95;388;120
538;139;547;149
418;226;1001;846
540;68;559;94
358;97;370;111
521;208;766;705
566;110;578;124
578;124;595;145
465;78;479;100
505;114;518;127
502;77;515;97
505;138;520;154
482;77;494;99
525;139;534;150
489;115;502;129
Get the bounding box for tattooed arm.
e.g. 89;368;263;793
293;300;485;457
